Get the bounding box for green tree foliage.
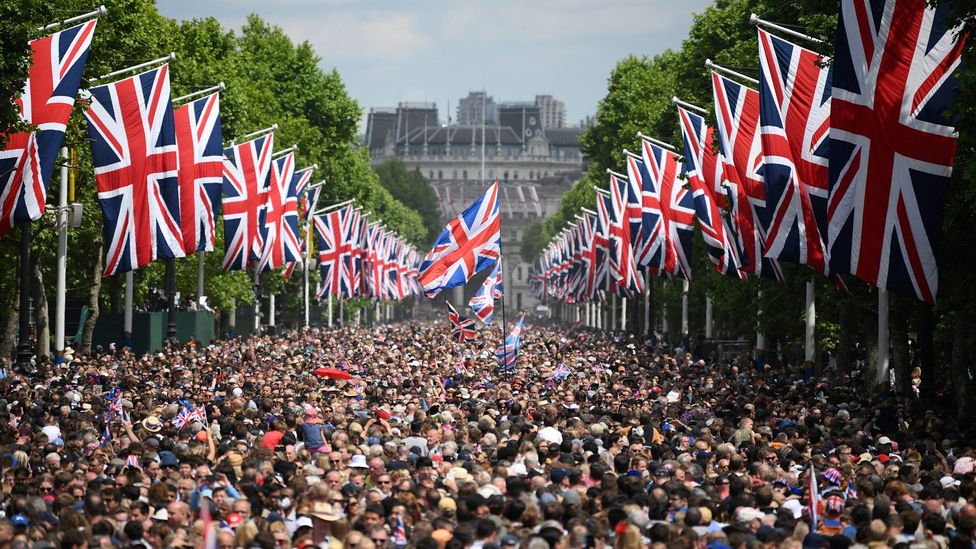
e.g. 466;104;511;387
536;0;976;411
0;1;429;331
373;159;441;245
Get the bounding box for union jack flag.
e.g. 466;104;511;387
469;259;503;324
828;0;966;303
496;312;526;372
0;20;97;238
626;152;663;271
678;106;745;279
579;213;600;301
257;153;301;272
593;193;613;294
85;65;184;276
447;302;477;342
222;133;274;271
99;424;112;448
315;205;354;299
550;363;571;381
711;72;784;282
348;209;365;297
419;181;501;297
640;138;695;280
174;92;223;255
171;406;193;430
609;173;644;294
757;29;832;272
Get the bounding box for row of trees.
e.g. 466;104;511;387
0;1;432;354
521;0;976;419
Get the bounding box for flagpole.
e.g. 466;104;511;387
750;13;824;45
124;271;133;348
54;147;69;363
39;5;106;32
805;279;816;363
878;289;890;388
90;53;175;83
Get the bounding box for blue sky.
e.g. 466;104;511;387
157;0;714;127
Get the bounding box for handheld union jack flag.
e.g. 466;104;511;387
711;72;784;282
678;106;745;280
468;259;503;324
640;137;695;280
609;172;644;294
496;312;526;372
222;133;274;271
258;153;301;272
171;406;192;430
315;206;354;299
418;181;501;297
757;29;832;273
828;0;966;303
447;302;477;342
0;20;97;238
174;92;223;255
85;65;184;276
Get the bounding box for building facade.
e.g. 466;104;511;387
456;91;498;125
366;101;586;312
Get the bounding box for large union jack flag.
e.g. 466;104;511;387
710;73;784;282
222;133;274;271
641;137;695;280
579;212;600;301
678;105;745;279
85;65;184;276
828;0;966;303
418;181;501;297
469;259;503;324
609;172;644;294
174;92;222;255
0;20;97;238
496;312;526;372
257;153;301;272
315;205;354;299
757;29;832;273
593;192;613;294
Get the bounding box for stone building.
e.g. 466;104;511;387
366;101;586;311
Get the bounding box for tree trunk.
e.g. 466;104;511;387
33;263;49;359
836;298;854;375
891;296;910;394
950;309;975;420
109;274;121;314
0;287;19;363
80;242;103;355
916;303;936;401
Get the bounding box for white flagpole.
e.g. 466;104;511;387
54;148;69;362
229;298;236;337
124;271;133;346
269;294;276;330
327;296;333;328
878;289;890;388
173;82;225;104
621;296;628;332
750;13;824;45
681;279;690;336
705;295;713;339
757;288;766;354
90;52;175;83
805;280;816;363
197;251;205;310
39;5;106;32
704;59;760;86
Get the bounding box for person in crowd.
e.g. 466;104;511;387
1;321;973;549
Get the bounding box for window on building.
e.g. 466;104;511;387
463;170;468;180
438;170;443;179
516;266;522;281
529;170;534;180
429;170;434;179
517;293;523;310
513;170;519;180
452;169;457;179
503;171;509;181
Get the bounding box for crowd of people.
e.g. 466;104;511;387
1;319;974;549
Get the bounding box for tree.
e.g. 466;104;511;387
374;159;441;245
